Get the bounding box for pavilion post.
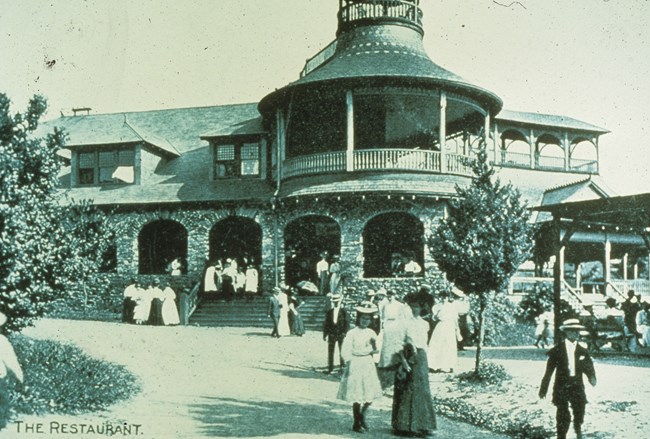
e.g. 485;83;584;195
604;238;611;295
553;217;563;341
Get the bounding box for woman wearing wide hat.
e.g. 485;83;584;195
336;302;382;433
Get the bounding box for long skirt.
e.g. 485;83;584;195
291;312;305;336
427;319;458;372
148;299;164;326
392;348;437;434
278;310;291;336
337;355;383;403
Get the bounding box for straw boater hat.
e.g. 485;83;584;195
355;301;378;314
451;286;465;298
560;318;586;332
366;289;376;297
375;288;387;297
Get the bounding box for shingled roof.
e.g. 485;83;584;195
40;103;274;206
496;109;609;134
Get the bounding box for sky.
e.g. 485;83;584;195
1;0;649;195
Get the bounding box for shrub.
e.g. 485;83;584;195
7;335;140;416
518;282;553;322
466;292;521;346
456;361;511;387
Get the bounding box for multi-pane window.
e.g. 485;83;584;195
214;141;260;178
76;147;135;185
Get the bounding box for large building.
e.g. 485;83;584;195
43;0;643;308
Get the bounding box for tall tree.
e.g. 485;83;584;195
429;145;534;373
0;93;111;333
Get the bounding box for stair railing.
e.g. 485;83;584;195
180;280;201;325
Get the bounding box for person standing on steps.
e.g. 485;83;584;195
539;319;597;439
323;293;349;374
337;302;382;433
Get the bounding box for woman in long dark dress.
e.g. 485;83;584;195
392;293;436;437
288;289;305;336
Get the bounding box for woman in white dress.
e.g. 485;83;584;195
427;291;460;372
277;289;291;336
337;303;382;433
161;282;180;326
377;290;408;368
636;301;650;346
132;284;153;325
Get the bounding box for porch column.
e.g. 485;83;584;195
346;90;354;172
529;129;536;169
563;132;570;171
634;261;639;280
623;253;629;281
484;113;491;160
559;247;565;282
604;239;612;291
276;109;286;181
439;91;447;172
575;263;582;290
493;124;500;164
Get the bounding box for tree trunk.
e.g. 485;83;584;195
474;293;488;374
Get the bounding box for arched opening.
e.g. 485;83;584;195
536;134;563;170
284;215;341;287
500;129;530;167
138;220;188;275
209;217;262;268
363;212;424;278
570;139;598;173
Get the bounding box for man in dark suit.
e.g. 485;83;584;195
323;293;349;374
267;287;282;338
539;319;597;439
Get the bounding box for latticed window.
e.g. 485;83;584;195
76;147;135;186
214;141;260;178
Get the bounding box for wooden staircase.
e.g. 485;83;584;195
188;295;329;331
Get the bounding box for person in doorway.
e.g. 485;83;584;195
0;312;23;430
539;318;597;439
267;287;282;338
169;257;183;276
221;258;237;302
316;251;329;295
337;302;382;433
244;262;259;302
329;254;342;294
403;254;422;277
323;293;349;374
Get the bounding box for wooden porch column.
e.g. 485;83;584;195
276;109;286;181
529;129;536;169
576;262;582;290
439;91;447;172
634;261;639;280
493;124;500;164
484;112;491;154
559;247;565;282
563;132;570;171
604;239;612;291
346;90;354;172
623;253;629;281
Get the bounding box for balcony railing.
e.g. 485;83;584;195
282;148;474;179
498;151;598;174
339;0;423;30
537;155;565;171
570;158;598;173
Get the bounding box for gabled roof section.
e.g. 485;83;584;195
496;109;609;134
201;116;265;139
124;119;180;157
536;175;615;222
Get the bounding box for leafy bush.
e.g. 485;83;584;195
466;292;521;346
434;396;553;439
7;335;140;416
518;282;553;322
456;361;511;386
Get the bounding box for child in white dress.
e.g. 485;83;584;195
337;302;382;433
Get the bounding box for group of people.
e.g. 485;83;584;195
620;289;650;347
122;279;180;326
267;284;306;337
317;283;470;437
389;252;423;278
203;256;259;302
315;252;342;295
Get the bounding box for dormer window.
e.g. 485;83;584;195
214;141;260;178
76;147;136;185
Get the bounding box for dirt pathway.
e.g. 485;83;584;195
9;319;511;439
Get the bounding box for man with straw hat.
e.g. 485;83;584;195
0;312;23;429
539;318;597;439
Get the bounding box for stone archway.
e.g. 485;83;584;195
138;220;188;274
363;212;424;278
209;216;262;268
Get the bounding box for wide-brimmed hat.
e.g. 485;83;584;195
366;289;376;297
0;312;6;327
375;288;387;297
419;283;432;291
451;287;466;298
355;301;378;314
560;318;585;332
272;287;282;294
330;293;342;302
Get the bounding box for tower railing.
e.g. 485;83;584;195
339;0;423;33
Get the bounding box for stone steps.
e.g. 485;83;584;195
189;295;328;331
